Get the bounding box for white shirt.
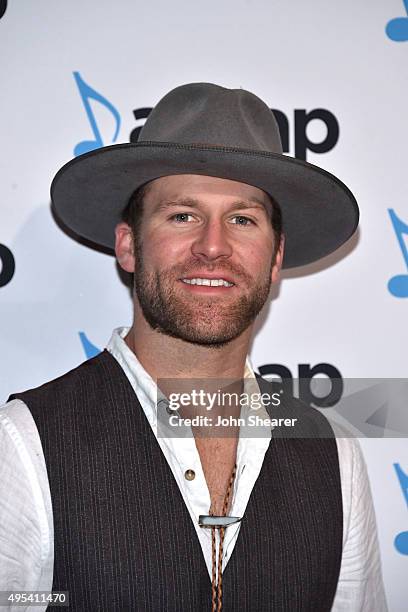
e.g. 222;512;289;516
0;327;388;611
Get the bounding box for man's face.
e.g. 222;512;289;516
117;174;284;347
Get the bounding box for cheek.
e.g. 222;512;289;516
239;245;273;270
144;231;190;266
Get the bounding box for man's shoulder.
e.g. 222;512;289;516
255;372;338;439
7;349;115;404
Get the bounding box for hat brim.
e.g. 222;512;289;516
50;142;359;269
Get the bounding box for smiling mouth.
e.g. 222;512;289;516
180;277;235;287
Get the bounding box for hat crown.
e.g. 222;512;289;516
138;82;283;153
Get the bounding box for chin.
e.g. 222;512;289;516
158;322;247;347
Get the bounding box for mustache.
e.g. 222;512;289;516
169;258;254;284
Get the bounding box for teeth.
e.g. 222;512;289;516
182;278;234;287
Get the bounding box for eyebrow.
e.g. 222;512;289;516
155;196;270;215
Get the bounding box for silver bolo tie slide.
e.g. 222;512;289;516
198;515;243;528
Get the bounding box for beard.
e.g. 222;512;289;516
133;242;274;348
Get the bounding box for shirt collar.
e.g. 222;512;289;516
106;326;260;413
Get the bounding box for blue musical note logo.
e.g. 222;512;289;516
394;463;408;555
388;209;408;298
386;0;408;41
79;331;101;359
73;71;121;157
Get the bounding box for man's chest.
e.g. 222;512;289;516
195;436;238;514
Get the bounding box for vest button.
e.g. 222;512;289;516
184;469;196;481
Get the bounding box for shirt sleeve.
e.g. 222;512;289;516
0;399;53;612
332;434;388;611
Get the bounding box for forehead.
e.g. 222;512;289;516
143;174;273;213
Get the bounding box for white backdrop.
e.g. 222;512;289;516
0;1;407;609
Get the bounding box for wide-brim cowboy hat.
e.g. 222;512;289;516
50;82;359;268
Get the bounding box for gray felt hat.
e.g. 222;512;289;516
51;82;359;268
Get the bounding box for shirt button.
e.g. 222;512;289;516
166;402;178;416
184;469;196;481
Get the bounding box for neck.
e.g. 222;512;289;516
124;308;252;382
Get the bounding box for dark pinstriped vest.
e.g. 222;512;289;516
10;350;343;611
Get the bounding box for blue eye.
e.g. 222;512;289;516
231;216;253;226
172;213;193;222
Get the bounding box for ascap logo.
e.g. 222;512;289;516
258;362;343;407
70;71;340;163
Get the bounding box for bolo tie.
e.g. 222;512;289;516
199;463;242;612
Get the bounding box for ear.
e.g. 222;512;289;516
271;234;285;283
115;222;135;273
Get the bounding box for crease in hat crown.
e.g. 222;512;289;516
137;82;284;153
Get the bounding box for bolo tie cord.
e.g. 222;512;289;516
210;463;237;612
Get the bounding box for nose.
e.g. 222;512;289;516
191;219;233;262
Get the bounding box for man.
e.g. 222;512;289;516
0;83;387;611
